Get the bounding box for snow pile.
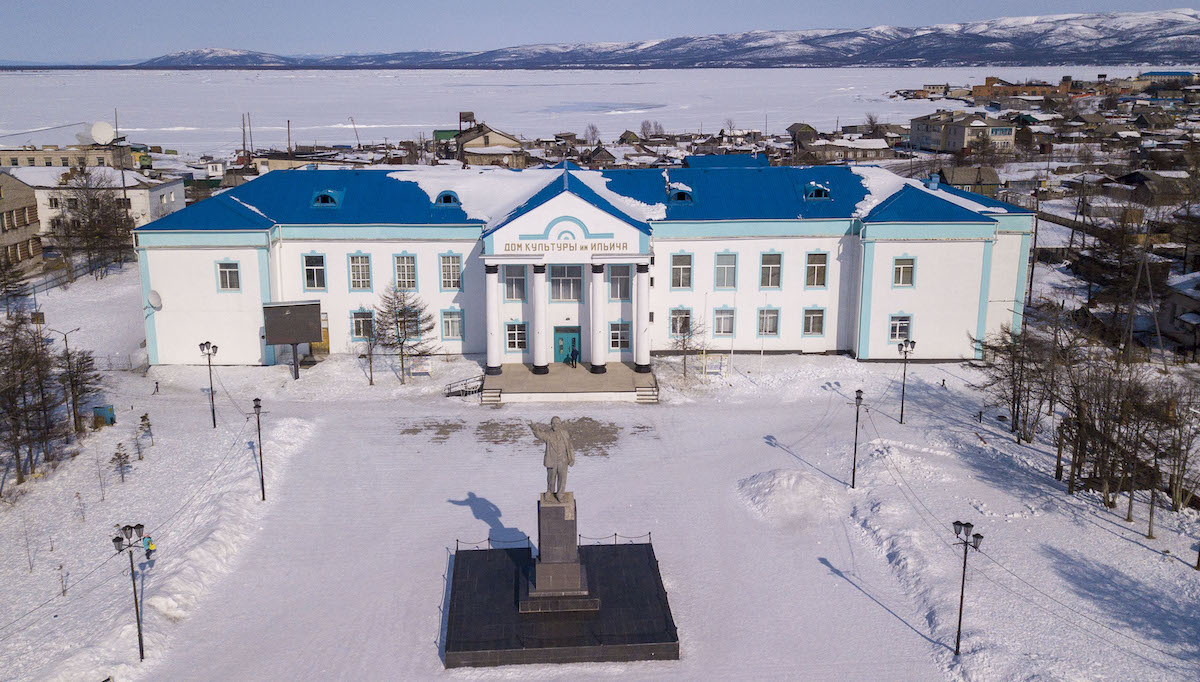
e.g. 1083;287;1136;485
571;169;667;222
391;166;557;226
736;468;830;526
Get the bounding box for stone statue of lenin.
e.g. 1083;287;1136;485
530;417;574;500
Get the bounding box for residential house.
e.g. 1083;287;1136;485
937;167;1001;197
0;172;43;269
455;123;527;168
909;112;1015;153
785;123;819;144
617;130;642;145
4;166;185;230
800;138;896;163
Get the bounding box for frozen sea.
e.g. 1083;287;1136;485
0;66;1146;154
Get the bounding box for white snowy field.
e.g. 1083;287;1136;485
0;66;1149;155
2;264;1200;680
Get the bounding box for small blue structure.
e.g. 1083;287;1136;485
92;405;116;425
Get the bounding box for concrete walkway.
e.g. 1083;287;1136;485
483;362;657;394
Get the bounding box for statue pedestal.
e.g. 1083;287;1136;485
529;492;590;598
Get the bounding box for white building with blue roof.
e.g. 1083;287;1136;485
133;164;1033;372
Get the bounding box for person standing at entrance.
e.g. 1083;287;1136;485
568;339;579;368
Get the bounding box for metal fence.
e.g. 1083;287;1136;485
27;257;134;299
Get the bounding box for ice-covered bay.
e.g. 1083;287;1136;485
0;66;1144;154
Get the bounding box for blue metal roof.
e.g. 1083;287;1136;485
683;154;771;168
863;185;996;224
136;165;1014;234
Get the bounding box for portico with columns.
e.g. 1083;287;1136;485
480;190;653;378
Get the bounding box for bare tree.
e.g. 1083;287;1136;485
46;162;136;279
639;120;654;139
583;123;600;145
669;311;709;378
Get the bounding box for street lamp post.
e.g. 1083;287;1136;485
199;342;218;428
49;326;81;432
852;389;863;488
111;523;149;662
898;338;916;424
253;398;265;501
952;520;984;656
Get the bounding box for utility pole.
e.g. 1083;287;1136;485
247;112;255;158
253;398;265;501
241;114;248;168
851;389;863;488
287;119;292;155
200;341;217;428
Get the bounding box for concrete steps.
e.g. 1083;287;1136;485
635;386;659;404
480;388;502;405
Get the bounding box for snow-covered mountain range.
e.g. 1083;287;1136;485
138;9;1200;69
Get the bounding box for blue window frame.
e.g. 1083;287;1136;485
434;191;461;207
714;252;737;290
215;259;241;292
712;307;736;337
347;252;372;292
350;309;374;342
804;251;829;289
439;252;463;291
311;189;343;208
759;252;782;289
889;314;913;343
668;307;693;337
803;307;826;337
670;252;693;290
302;252;326;291
892;255;916;288
756;307;781;337
441;309;464;340
393;253;417;291
503;265;527;302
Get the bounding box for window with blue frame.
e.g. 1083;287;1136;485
713;309;735;336
440;254;462;290
609;265;631;300
893;258;914;287
670;254;692;288
217;262;240;291
669;308;691;335
351;311;374;340
760;253;782;288
714;253;737;288
503;265;526;300
303;255;325;290
349;255;371;290
442;310;463;340
394;255;416;290
758;308;780;336
803;309;825;336
805;253;827;287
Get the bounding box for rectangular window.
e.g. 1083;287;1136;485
506;322;527;350
7;158;16;166
352;311;374;340
304;254;326;290
43;158;52;166
66;198;78;210
609;322;630;350
550;265;582;301
442;310;463;340
440;254;462;290
714;253;737;288
60;157;69;166
714;309;735;336
890;315;912;342
758;309;780;336
217;262;240;291
669;308;691;335
49;197;60;209
760;253;782;288
806;253;827;287
609;265;631;300
804;309;825;336
349;254;371;290
96;157;106;166
504;265;526;301
671;254;692;288
893;258;914;286
394;255;416;290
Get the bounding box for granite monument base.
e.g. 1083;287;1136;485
443;543;679;668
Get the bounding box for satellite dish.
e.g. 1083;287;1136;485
147;290;162;310
91;121;116;145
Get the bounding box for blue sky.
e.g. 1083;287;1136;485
0;0;1193;62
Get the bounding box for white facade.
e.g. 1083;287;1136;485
2;167;185;231
134;167;1034;369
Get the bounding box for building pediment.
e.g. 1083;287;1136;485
484;193;648;261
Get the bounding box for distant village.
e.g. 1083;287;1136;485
2;68;1199;355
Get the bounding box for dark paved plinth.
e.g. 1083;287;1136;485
444;543;679;668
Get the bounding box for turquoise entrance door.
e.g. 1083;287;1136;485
553;326;581;363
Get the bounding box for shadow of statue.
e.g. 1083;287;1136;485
447;492;529;546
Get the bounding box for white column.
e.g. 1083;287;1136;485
589;263;607;373
485;264;502;375
531;264;548;374
635;263;651;372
